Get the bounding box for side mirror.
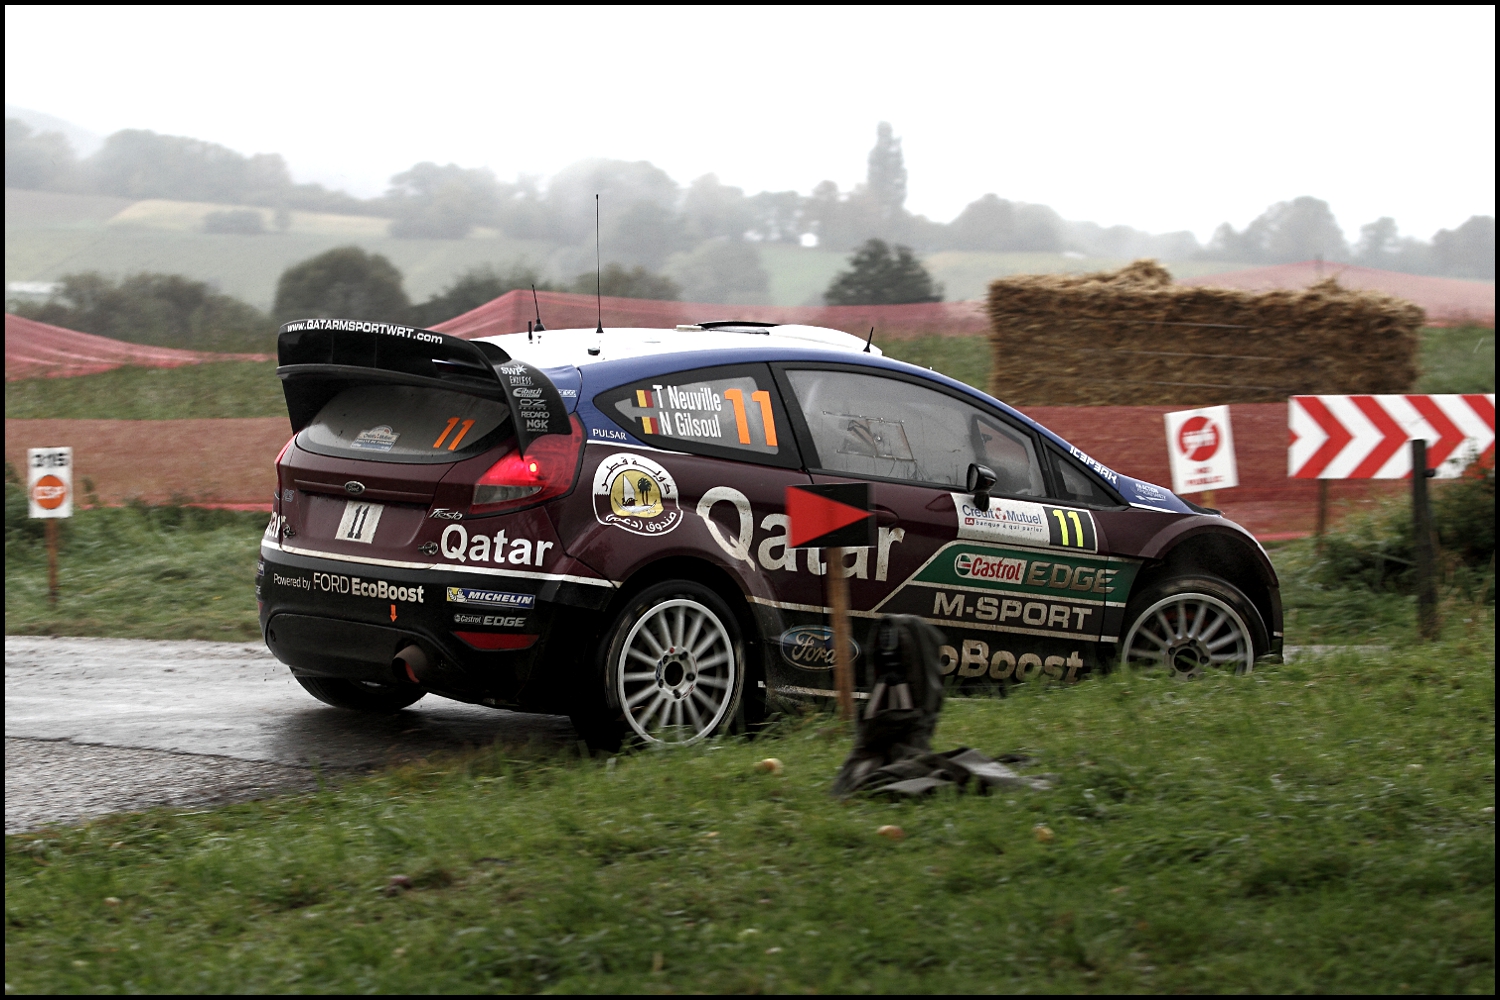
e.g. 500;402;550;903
966;463;996;512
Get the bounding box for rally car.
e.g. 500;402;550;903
258;318;1282;747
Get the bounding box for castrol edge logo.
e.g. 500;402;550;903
954;551;1026;583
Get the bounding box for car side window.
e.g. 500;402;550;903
595;363;801;469
784;368;1046;495
1049;446;1120;507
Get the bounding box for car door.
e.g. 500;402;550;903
775;364;1116;685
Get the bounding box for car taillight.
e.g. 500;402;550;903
471;415;585;513
453;631;538;651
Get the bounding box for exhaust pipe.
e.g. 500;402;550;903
393;644;429;685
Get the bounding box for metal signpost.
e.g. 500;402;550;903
785;483;875;720
27;447;73;605
1164;404;1239;508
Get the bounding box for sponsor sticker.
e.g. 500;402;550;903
310;572;425;603
593;453;683;536
452;613;528;627
778;626;860;671
272;571;310;590
351;425;399;452
954;551;1027;584
951;495;1097;552
445;587;536;610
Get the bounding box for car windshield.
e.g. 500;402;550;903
297;384;510;464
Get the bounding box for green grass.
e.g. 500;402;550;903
4;623;1493;993
4;499;266;641
1417;325;1496;393
4;362;284;420
877;334;992;390
4;495;1495;992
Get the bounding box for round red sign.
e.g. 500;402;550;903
32;474;67;510
1177;416;1220;462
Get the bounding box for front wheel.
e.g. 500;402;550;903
294;675;426;712
575;580;747;749
1119;575;1266;677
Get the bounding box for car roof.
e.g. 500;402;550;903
477;324;1192;516
476;324;880;366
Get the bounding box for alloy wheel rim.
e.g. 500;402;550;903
1121;593;1253;676
617;599;736;744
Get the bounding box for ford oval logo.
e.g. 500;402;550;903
344;481;366;495
778;626;859;671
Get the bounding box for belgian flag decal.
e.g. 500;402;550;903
640;416;659;434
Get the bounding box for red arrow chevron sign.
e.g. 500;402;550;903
1289;394;1495;479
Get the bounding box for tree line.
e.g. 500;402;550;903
10;235;941;353
6;117;1492;279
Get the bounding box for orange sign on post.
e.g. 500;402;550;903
27;447;73;605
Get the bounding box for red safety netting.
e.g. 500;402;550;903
433;290;989;341
1181;262;1494;327
5;313;273;381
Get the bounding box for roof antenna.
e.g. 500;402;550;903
528;320;534;343
594;193;604;335
530;284;546;332
863;326;875;353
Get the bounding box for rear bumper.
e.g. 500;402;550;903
256;542;615;708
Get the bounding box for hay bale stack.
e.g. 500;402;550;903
986;260;1424;406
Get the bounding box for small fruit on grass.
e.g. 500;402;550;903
754;758;784;775
1033;824;1055;842
876;824;905;841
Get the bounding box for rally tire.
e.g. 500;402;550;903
294;675;426;712
577;580;747;749
1119;575;1267;677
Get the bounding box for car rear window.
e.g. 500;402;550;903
297;385;510;464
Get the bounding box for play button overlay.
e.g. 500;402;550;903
786;483;874;549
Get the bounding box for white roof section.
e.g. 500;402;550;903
475;324;881;368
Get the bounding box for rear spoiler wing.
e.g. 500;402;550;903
276;318;570;453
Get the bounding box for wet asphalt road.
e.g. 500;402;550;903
4;636;577;833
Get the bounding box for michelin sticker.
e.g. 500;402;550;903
594;453;683;536
445;587;536;610
951;494;1097;552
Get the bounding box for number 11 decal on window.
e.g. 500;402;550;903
722;389;778;447
607;371;782;458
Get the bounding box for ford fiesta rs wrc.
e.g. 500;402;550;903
258;317;1283;747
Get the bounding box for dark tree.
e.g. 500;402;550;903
867;122;907;225
947;194;1065;253
11;271;271;352
1208;196;1348;263
1432;215;1495;280
824;239;943;305
407;264;554;328
274;247;409;323
5;119;75;190
572;264;680;301
682;174;752;243
203;209;265;234
86;129;292;204
386;162;504;239
602;200;687;271
666;239;770;305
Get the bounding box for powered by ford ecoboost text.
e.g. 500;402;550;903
258;317;1282;748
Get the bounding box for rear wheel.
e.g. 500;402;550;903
573;580;747;749
294;675;426;712
1119;575;1266;677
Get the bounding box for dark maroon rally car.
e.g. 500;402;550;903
258;317;1282;747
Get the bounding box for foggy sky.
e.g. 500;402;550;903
4;5;1494;244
